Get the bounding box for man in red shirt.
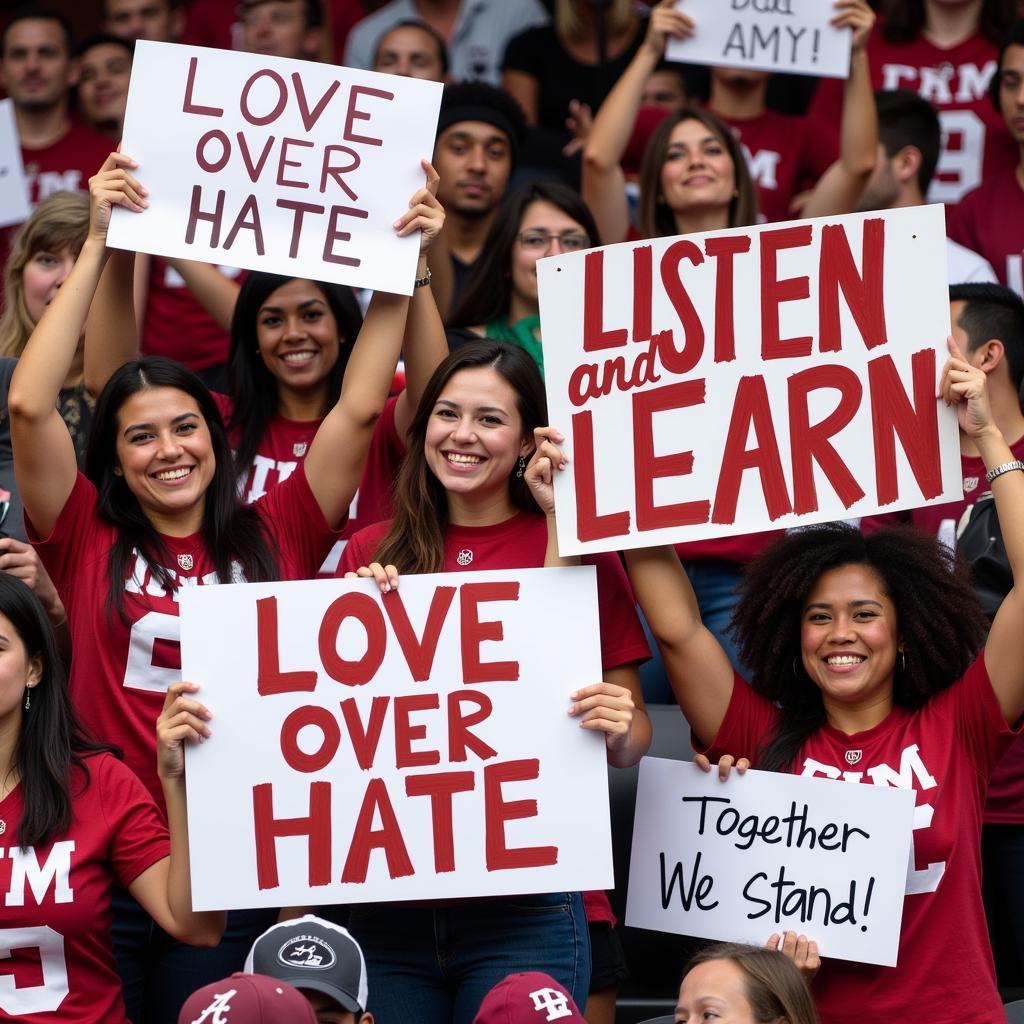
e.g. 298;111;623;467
0;10;110;211
948;22;1024;297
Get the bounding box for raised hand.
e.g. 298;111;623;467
524;426;568;518
88;152;148;243
940;335;994;440
157;681;212;781
395;158;444;254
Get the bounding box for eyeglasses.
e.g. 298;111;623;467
516;230;591;252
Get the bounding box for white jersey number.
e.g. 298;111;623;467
123;610;181;693
928;109;985;204
0;926;69;1013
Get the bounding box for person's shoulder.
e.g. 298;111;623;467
946;237;998;285
348;518;393;553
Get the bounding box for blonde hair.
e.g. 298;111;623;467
0;191;89;358
555;0;635;44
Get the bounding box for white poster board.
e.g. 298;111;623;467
538;206;962;557
0;99;30;229
666;0;852;79
109;41;442;294
626;758;915;965
180;568;613;910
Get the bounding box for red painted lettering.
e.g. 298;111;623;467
447;690;497;762
405;771;476;873
253;780;331;889
339;696;390;770
323;205;368;266
341;778;414;883
761;224;813;360
182;56;223;117
659;240;705;373
573;409;630;540
583;250;628;351
343;85;394;146
276;199;325;258
292;72;341;132
241;69;288;126
277;137;314;189
256;595;316;695
393;694;442;769
484;759;558;871
319;592;386;686
382;586;456;681
706;234;752;362
460;582;520;684
819;220;888;352
279;705;340;773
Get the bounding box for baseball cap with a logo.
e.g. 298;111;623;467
473;972;586;1024
177;972;317;1023
244;915;369;1014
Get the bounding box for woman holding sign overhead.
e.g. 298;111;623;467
339;342;651;1024
8;151;444;1024
622;340;1024;1019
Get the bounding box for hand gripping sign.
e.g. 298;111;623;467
665;0;853;79
537;205;963;557
626;758;915;966
109;41;441;294
179;568;613;910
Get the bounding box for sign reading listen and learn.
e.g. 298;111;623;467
626;758;915;965
180;568;613;910
537;206;962;557
666;0;852;79
108;41;441;294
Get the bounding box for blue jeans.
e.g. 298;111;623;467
347;892;590;1024
111;888;276;1023
640;561;747;704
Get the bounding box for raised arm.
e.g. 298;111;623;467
393;165;449;441
582;0;693;244
10;153;146;537
944;340;1024;724
303;164;444;527
83;247;139;397
129;682;225;947
801;0;877;219
624;545;735;748
164;257;241;332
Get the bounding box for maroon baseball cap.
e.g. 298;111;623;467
178;972;317;1024
473;973;585;1024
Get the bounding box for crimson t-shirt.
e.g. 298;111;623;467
716;109;837;224
0;753;169;1023
213;391;405;573
141;259;243;373
809;22;1017;206
702;654;1016;1021
947;170;1024;298
29;464;339;807
20;120;111;210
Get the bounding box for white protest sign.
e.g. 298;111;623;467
538;205;962;557
666;0;852;79
180;568;613;910
109;41;441;294
626;757;915;965
0;100;30;229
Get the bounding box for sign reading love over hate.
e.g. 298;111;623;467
180;568;613;910
108;41;441;294
537;205;962;557
666;0;853;79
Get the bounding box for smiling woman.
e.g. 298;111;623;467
625;337;1024;1018
6;150;440;1023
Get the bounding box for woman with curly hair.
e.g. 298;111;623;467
623;338;1024;1020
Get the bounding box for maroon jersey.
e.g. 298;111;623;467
29;466;339;807
141;258;243;373
810;22;1017;205
947;169;1024;297
213;392;406;574
20;120;110;210
0;754;169;1023
703;655;1016;1021
717;109;837;224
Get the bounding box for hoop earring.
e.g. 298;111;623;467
899;649;906;672
515;455;527;478
792;657;803;678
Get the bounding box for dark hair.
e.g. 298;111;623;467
75;30;135;59
226;273;362;479
683;943;818;1024
435;81;527;165
990;20;1024;113
103;0;182;12
0;5;74;56
373;343;546;572
1;574;115;850
950;282;1024;395
875;89;940;195
239;0;322;29
85;356;280;622
731;524;987;772
373;18;449;77
637;107;758;238
883;0;1015;45
447;181;600;329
